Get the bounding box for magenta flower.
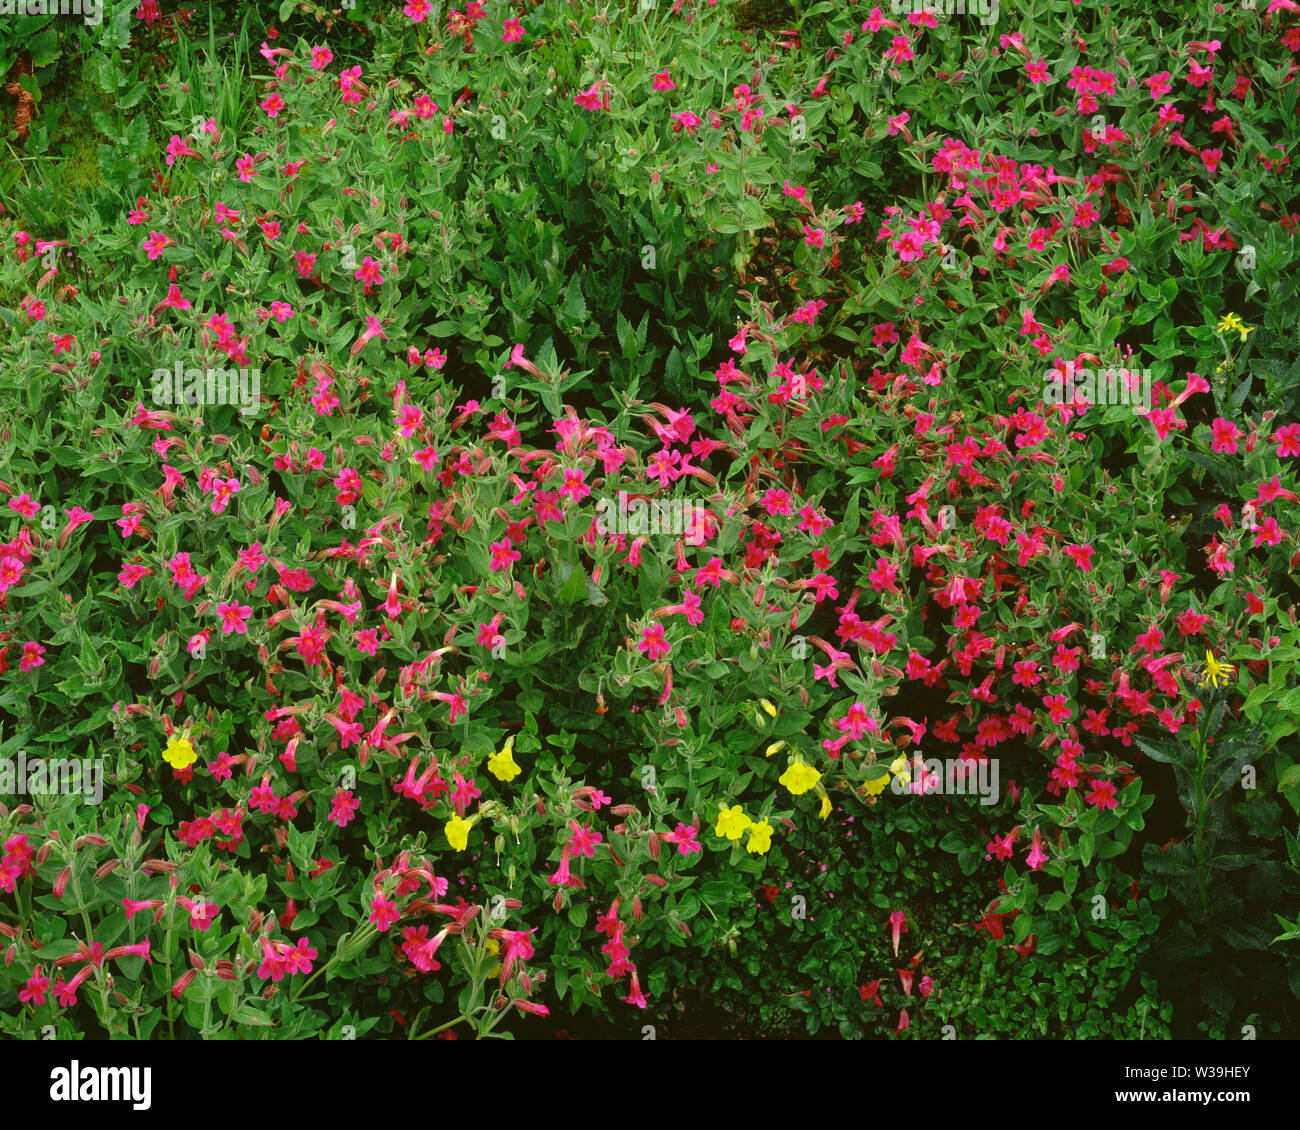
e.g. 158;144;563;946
888;910;907;956
1026;828;1049;871
489;537;520;572
19;970;50;1006
667;823;702;856
637;623;671;661
1085;779;1120;811
369;894;400;932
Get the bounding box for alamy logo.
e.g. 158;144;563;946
1042;366;1152;412
593;491;708;538
0;750;104;805
890;0;999;26
893;756;1000;806
49;1062;151;1110
0;0;101;25
151;362;260;415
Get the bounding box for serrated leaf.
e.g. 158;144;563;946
562;273;588;323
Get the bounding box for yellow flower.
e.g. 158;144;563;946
715;804;751;840
445;814;473;851
764;741;786;758
746;819;774;854
759;698;778;718
1215;312;1252;342
162;735;197;770
863;770;891;796
1199;649;1235;689
779;761;822;796
818;790;832;820
487;735;522;782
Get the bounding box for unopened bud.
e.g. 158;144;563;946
172;968;198;998
52;866;72;898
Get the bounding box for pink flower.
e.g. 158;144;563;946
328;788;360;828
574;81;611;112
624;970;648;1009
369;894;400;932
1063;543;1095;571
178;897;220;931
667;822;702;856
143;230;170;260
216;601;252;635
637;623;671;661
888;910;907;956
884;34;913;63
310;46;333;69
19;969;50;1006
7;493;39;518
1273;423;1300;458
1042;694;1072;725
396;403;424;437
1026;828;1049;870
502;17;524;43
489;538;520;572
19;642;45;672
1210;416;1240;454
1085;778;1119;811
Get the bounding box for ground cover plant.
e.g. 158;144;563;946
0;0;1298;1042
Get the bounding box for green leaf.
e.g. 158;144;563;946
562;274;588;323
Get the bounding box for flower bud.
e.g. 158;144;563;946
52;866;71;898
172;969;197;998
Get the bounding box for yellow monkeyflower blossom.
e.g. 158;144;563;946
1216;312;1253;342
817;788;833;820
746;819;774;855
758;698;778;718
163;735;197;770
863;769;892;796
779;761;822;796
445;813;474;851
764;741;787;758
889;755;912;788
715;804;751;840
1199;648;1235;689
487;734;522;782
